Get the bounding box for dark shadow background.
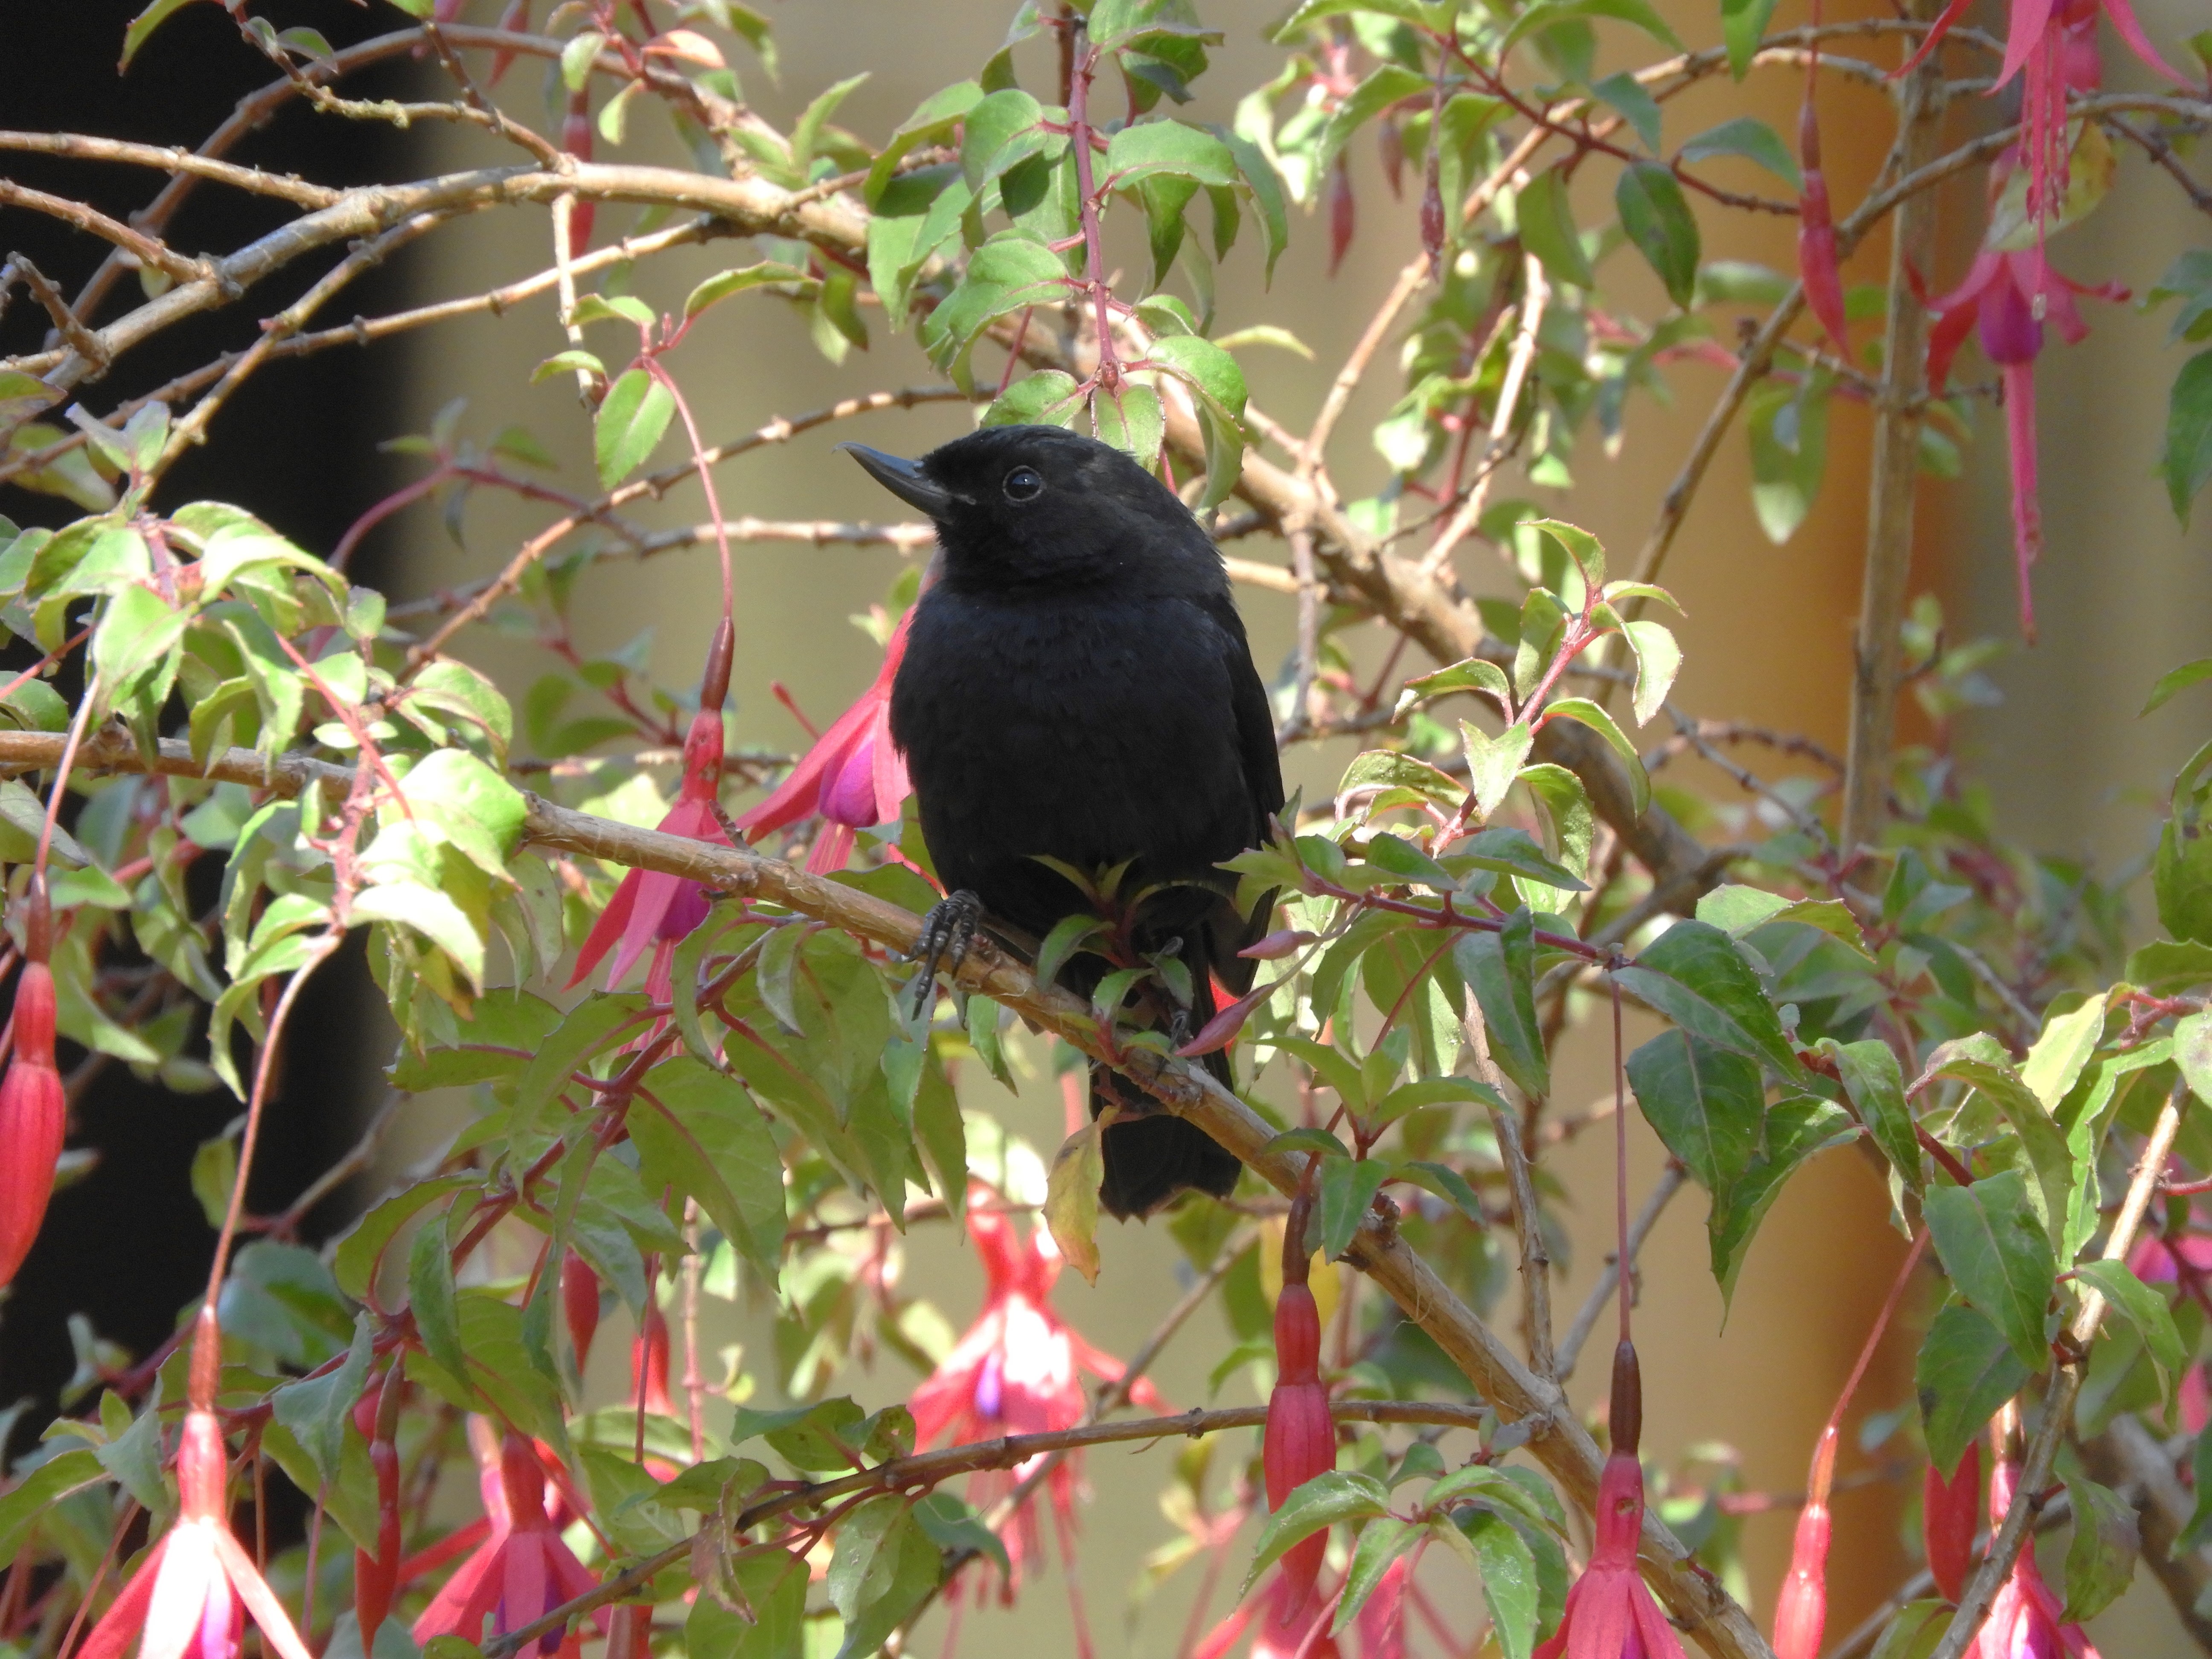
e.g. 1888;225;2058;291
0;1;417;1468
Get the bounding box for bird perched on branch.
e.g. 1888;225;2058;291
844;425;1284;1218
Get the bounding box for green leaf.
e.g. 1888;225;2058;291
2058;1470;2139;1624
1455;908;1547;1099
1243;1471;1391;1594
1315;65;1429;177
1461;720;1535;823
1591;71;1662;152
961;88;1047;192
121;0;199;67
271;1313;374;1486
0;1447;104;1562
683;261;815;319
920;233;1072;379
1720;0;1780;77
1219;127;1289;285
1147;333;1249;422
1399;1159;1485;1221
1746;375;1831;544
984;370;1084;428
408;1213;467;1384
1615;163;1700;308
1458;826;1588;891
1924;1171;2055;1371
1677;118;1800;189
1619;919;1801;1079
92;582;186;706
791;72;870;178
629;1057;787;1279
1540;698;1647;818
1625;1030;1763;1198
1819;1038;1921;1192
913;1490;1013;1581
1461;1509;1541;1659
1502;0;1683;53
1917;1300;2031;1476
2144;657;2212;716
1517;169;1594;290
1092;383;1167;463
1619;619;1682;727
331;1175;478;1300
1105;120;1237;189
1333;1515;1418;1634
825;1500;940;1659
594;368;676;489
509;993;649;1138
1709;1095;1854;1305
1924;1033;2075;1236
2180;1009;2212;1107
2021;994;2109;1113
353;880;485;991
1364;832;1455;889
1318;1157;1390;1260
2073;1260;2186;1403
1398;657;1511;716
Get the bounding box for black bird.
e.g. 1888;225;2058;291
842;425;1284;1218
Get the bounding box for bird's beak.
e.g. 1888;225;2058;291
838;444;960;518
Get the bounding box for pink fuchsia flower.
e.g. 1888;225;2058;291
1531;1452;1688;1659
2125;1230;2212;1284
734;604;914;875
1925;241;2125;642
909;1197;1159;1595
412;1422;604;1659
1354;1557;1409;1658
77;1312;314;1659
0;886;63;1288
1974;1458;2100;1658
1898;0;2179;236
569;621;734;997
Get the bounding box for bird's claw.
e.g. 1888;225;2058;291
911;889;984;1014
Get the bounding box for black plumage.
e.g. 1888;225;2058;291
845;425;1284;1218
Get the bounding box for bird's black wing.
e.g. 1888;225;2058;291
1193;588;1285;995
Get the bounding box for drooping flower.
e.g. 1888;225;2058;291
1925;236;2125;642
1897;0;2178;237
1973;1458;2100;1659
562;1252;602;1373
570;620;734;997
1796;47;1853;360
1190;1564;1344;1659
1924;1441;1982;1604
908;1196;1158;1595
1530;1449;1688;1659
0;882;63;1289
735;604;914;874
412;1420;603;1659
353;1367;404;1653
1263;1197;1336;1616
77;1310;316;1659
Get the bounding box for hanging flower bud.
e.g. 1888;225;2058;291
1924;1441;1981;1603
562;89;596;251
1796;83;1851;359
0;883;64;1289
488;0;533;85
1327;157;1356;279
1377;117;1405;198
1772;1426;1836;1659
1263;1192;1335;1614
562;1253;602;1372
1420;145;1446;269
355;1366;404;1653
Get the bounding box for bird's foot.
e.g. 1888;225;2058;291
910;889;984;1015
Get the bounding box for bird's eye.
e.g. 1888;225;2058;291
1003;466;1044;502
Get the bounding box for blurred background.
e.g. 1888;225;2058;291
3;0;2207;1651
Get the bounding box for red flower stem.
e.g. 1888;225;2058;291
1823;1229;1929;1441
643;358;733;626
1612;972;1630;1348
34;668;100;884
1065;27;1119;393
202;936;338;1321
0;626;87;707
50;1499;139;1659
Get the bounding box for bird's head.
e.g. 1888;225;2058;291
838;425;1214;593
